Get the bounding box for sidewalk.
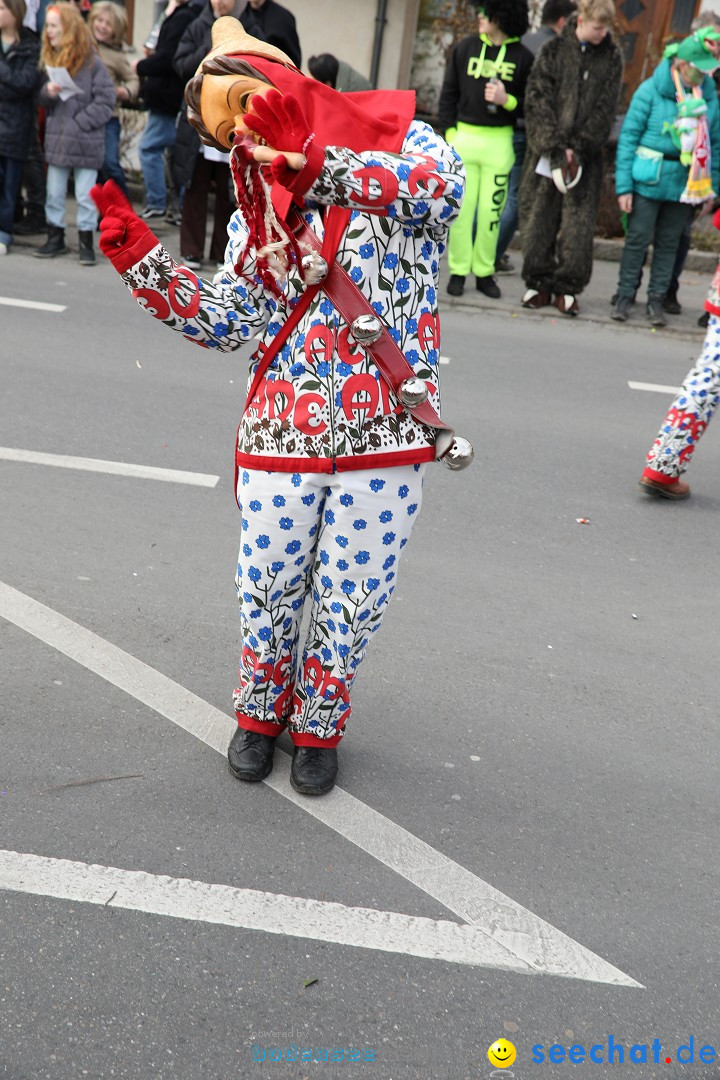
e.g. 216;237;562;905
440;238;717;339
11;196;717;340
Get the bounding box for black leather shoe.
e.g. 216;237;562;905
290;746;338;796
476;274;501;298
228;727;276;782
447;274;465;297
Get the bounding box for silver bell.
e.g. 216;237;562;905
350;314;383;345
300;251;328;285
441;437;474;471
399;377;429;409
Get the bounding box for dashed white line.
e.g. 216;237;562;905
0;581;641;986
0;296;66;313
0;448;219;488
628;381;680;395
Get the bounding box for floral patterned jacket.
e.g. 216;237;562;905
120;120;465;473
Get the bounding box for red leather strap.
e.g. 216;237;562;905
287;208;454;451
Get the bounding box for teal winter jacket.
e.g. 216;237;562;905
615;59;720;201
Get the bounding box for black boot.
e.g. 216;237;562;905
227;727;276;781
33;225;69;258
290;746;338;796
662;289;681;315
78;230;96;266
14;212;47;236
647;295;667;327
447;274;465;297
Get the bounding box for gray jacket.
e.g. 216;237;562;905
40;55;115;169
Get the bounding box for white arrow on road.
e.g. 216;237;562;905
0;581;642;986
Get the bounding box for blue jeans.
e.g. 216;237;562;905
0;155;24;245
139;111;177;210
495;128;526;261
100;116;129;197
45;164;98;230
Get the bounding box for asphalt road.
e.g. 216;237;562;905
1;248;720;1080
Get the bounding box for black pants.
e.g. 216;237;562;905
179;156;233;263
616;194;693;300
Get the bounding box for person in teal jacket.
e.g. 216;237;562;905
612;34;720;327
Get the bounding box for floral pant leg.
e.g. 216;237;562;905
233;465;426;747
643;316;720;482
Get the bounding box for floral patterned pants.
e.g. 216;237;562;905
643;316;720;483
233;464;426;746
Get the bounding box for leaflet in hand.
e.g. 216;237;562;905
46;66;82;102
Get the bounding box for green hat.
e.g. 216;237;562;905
675;33;719;71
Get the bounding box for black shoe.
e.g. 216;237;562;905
476;274;501;299
495;253;515;275
78;230;96;266
290;746;338;796
227;727;276;782
662;290;682;315
647;295;667;327
611;295;633;322
14;213;47;235
699;311;710;328
33;225;69;258
447;274;465;297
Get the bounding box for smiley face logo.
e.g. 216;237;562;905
487;1039;517;1068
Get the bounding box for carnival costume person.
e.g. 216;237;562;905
640;210;720;500
91;19;469;796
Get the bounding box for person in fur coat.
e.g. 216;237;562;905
518;0;622;315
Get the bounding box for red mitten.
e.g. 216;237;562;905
713;205;720;232
91;179;159;273
244;90;325;195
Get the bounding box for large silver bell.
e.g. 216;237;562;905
399;377;429;408
441;437;474;471
300;251;328;284
350;314;383;345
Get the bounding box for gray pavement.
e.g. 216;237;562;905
1;239;720;1080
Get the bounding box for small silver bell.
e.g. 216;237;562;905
300;251;328;285
399;377;429;409
350;314;383;345
441;437;474;471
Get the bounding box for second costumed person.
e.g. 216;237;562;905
92;19;471;796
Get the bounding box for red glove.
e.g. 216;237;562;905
713;205;720;232
243;90;325;195
91;180;159;274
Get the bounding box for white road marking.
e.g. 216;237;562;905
0;448;219;488
0;296;66;313
628;381;680;395
0;849;532;972
0;581;641;987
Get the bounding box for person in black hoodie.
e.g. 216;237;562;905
0;0;40;254
439;0;533;299
173;0;261;266
136;0;200;218
240;0;299;67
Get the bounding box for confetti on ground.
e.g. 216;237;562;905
576;518;590;524
136;359;142;368
302;978;318;989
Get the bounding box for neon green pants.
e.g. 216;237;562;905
447;122;514;278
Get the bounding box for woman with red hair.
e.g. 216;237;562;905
35;1;115;264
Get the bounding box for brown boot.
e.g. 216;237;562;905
639;476;690;500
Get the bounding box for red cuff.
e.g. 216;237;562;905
273;140;326;196
290;730;344;748
109;229;161;275
642;466;681;485
235;711;287;737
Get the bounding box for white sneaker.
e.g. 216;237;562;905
0;242;8;255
